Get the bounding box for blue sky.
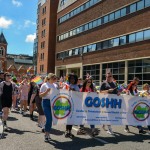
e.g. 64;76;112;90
0;0;37;56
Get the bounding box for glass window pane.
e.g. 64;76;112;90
70;31;73;36
89;22;93;29
120;36;126;45
72;29;76;35
136;31;143;42
83;46;88;53
80;5;84;11
144;29;150;40
113;38;119;46
96;42;102;50
87;45;92;52
137;0;144;10
104;15;109;23
103;41;109;49
75;49;79;55
115;10;121;19
130;3;136;13
143;58;150;66
129;33;136;43
128;60;135;67
97;18;101;26
93;20;97;28
69;50;72;56
109;13;115;21
109;39;114;48
128;67;135;73
143;66;150;73
85;2;90;8
84;24;89;31
135;67;142;73
121;8;126;17
79;26;83;33
145;0;150;7
91;44;96;51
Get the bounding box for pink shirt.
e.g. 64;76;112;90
20;84;29;96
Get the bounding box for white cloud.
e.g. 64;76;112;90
25;33;36;43
12;0;22;7
24;20;36;28
0;16;13;28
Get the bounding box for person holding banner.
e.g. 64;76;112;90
100;72;118;134
126;80;146;134
77;78;99;136
39;73;58;142
64;74;80;138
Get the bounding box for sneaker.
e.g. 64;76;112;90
20;109;23;114
91;129;99;137
3;121;8;131
44;135;51;142
124;128;130;133
77;128;86;135
69;132;74;138
64;131;70;138
23;111;26;116
107;129;113;135
139;130;146;134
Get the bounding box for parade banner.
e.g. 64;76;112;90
50;89;150;126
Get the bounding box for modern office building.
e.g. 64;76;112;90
36;0;59;76
55;0;150;86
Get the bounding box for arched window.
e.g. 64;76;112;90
0;47;4;56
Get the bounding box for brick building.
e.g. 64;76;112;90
36;0;59;76
0;32;34;76
55;0;150;87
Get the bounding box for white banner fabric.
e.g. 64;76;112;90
50;89;150;126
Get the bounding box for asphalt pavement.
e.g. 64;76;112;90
0;111;149;150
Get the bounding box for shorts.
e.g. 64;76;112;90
20;95;28;101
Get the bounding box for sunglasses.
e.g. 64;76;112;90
6;75;11;77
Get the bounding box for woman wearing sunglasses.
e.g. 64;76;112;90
0;72;17;130
77;78;99;137
39;73;58;142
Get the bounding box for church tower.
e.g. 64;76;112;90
0;32;7;71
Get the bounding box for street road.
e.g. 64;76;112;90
0;111;149;150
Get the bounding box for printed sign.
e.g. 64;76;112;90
50;89;150;126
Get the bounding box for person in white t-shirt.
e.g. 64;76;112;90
39;73;58;142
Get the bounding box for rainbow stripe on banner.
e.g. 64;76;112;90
31;76;43;85
27;67;32;75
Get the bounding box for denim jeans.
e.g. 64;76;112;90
42;99;52;133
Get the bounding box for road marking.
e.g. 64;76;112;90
72;127;109;144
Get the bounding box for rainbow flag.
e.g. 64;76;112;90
27;67;32;75
31;76;43;85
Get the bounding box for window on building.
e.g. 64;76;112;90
109;13;115;21
121;8;126;17
83;46;88;53
75;48;79;55
145;0;150;7
104;15;109;23
113;38;119;46
115;10;121;19
103;40;109;49
91;44;96;51
92;20;97;28
97;18;101;26
89;22;93;29
144;29;150;40
137;0;144;11
136;31;144;42
129;33;136;43
84;24;89;31
96;42;102;50
130;3;137;13
0;47;4;56
69;50;72;56
87;45;92;52
120;36;126;45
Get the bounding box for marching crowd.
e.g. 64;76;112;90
0;70;150;142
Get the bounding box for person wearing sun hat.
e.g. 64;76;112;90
39;73;58;142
